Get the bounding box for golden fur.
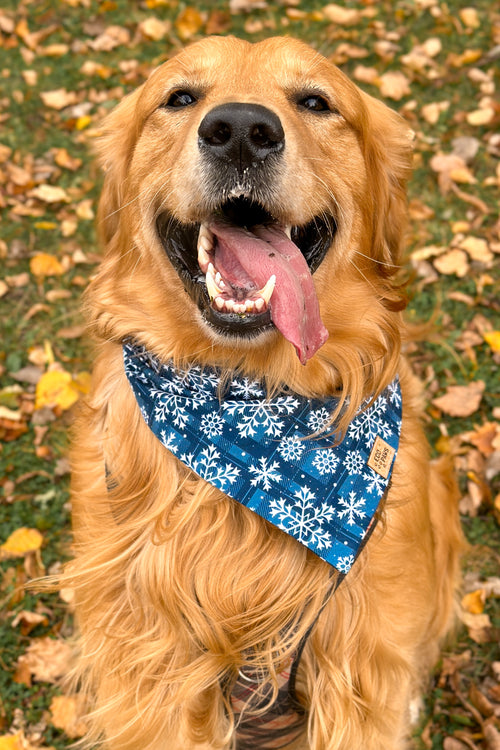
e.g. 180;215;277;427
64;36;463;749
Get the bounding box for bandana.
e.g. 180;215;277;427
123;343;402;574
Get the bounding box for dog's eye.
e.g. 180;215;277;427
163;90;198;109
297;94;333;113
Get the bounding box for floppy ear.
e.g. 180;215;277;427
360;92;414;271
94;86;144;246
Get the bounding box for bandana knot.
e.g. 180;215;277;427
124;343;402;574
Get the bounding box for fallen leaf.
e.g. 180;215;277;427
421;101;449;124
377;71;411;100
35;369;82;411
467;107;495;126
15;637;73;684
0;527;43;558
461;589;486;615
175;8;204;40
30;253;65;277
460;236;494;265
50;695;88;738
432;381;485;418
322;4;362;24
433;248;469;277
40;88;79;109
484;331;500;353
138;17;170;40
11;609;49;635
30;184;70;203
0;735;22;750
459;7;480;28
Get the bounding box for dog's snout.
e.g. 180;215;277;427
198;103;285;170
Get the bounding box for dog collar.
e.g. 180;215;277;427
123;343;402;574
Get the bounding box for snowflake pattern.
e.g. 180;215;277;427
347;399;393;448
312;449;339;476
278;434;305;462
338;491;367;526
123;342;403;574
270;487;334;551
249;457;282;491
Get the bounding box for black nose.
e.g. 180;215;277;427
198;103;285;172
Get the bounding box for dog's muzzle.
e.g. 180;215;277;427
156;101;337;362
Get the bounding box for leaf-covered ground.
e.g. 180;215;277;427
0;1;499;748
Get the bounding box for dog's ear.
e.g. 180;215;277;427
94;86;144;245
359;92;414;271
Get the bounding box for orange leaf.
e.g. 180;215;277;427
30;252;64;278
175;8;203;40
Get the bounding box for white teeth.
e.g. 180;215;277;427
284;226;292;239
254;297;265;312
197;224;214;273
205;263;223;300
258;274;276;304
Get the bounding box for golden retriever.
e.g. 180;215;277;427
65;36;463;749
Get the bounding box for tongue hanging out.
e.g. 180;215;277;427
199;219;329;364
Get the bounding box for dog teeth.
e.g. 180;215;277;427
197;224;214;273
205;263;224;301
258;274;276;304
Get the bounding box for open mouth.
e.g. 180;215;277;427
156;198;336;363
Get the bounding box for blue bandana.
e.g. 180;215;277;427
123;343;402;574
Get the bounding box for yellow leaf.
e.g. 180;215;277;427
376;71;411;101
30;253;64;278
34;221;58;230
462;589;486;615
1;527;43;558
175;8;203;40
76;115;92;130
0;734;22;750
35;369;81;410
484;331;500;353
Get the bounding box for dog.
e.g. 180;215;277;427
65;36;463;749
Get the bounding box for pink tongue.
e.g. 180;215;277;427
209;220;328;364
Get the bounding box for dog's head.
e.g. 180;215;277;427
91;36;412;393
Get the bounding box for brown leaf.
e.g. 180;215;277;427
175;8;204;41
432;381;485;418
15;637;73;684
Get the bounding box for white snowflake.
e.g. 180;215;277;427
223;395;299;439
229;377;264;400
312;449;339;475
181;445;240;489
278;434;305;462
336;554;354;574
348;399;393;448
160;430;179;453
386;380;402;408
363;469;386;496
344;450;364;474
307;407;331;433
337;491;367;526
249;457;282;491
269;486;334;551
200;411;224;437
